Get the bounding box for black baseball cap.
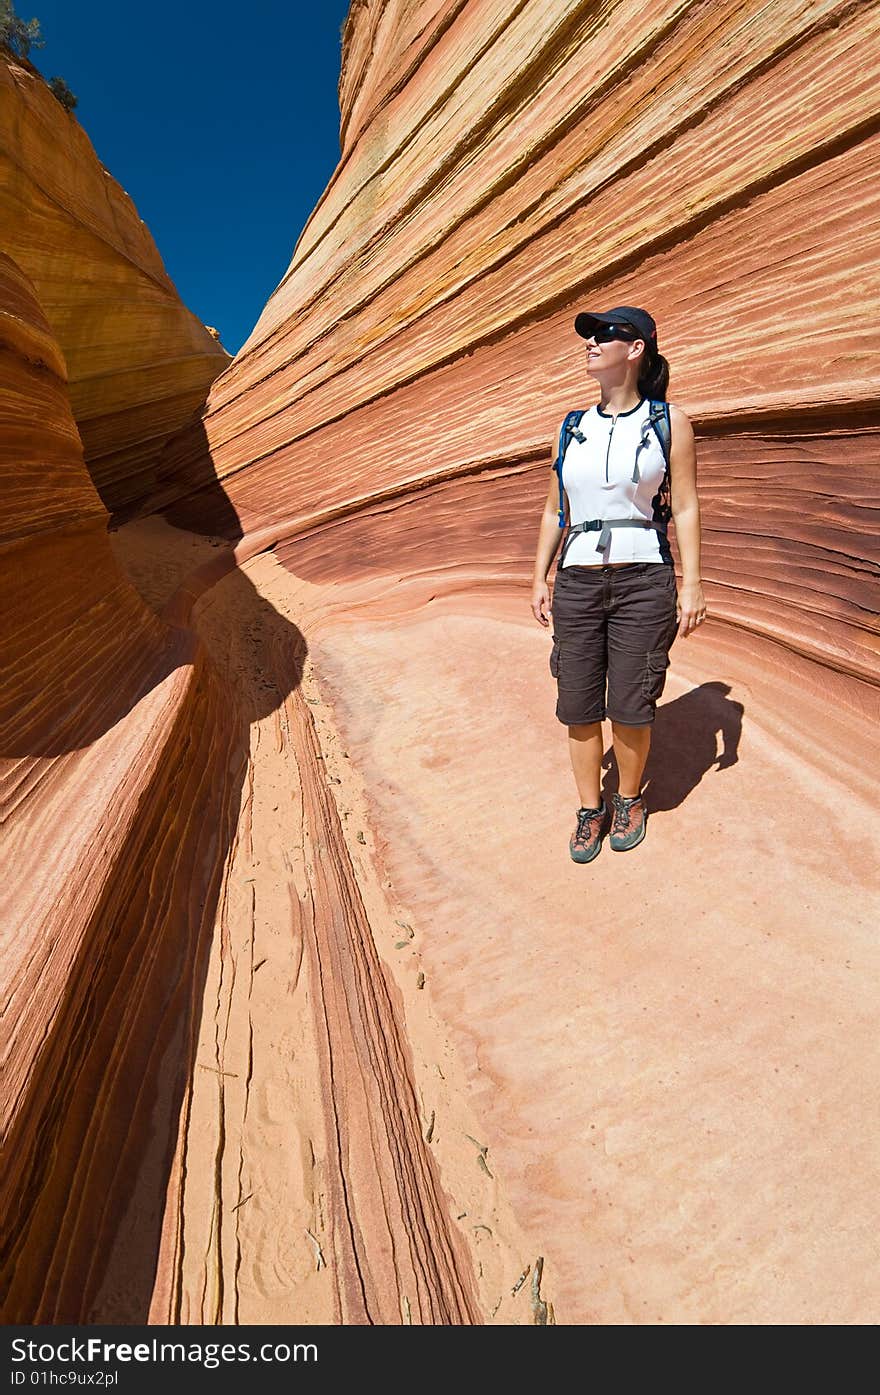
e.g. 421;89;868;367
574;305;658;346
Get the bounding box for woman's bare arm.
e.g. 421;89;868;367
532;470;566;625
668;404;707;638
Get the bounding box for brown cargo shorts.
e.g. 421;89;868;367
549;561;679;726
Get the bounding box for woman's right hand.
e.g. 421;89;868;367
532;580;552;626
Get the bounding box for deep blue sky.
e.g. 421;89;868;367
25;1;351;354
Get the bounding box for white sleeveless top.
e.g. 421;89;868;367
558;397;672;567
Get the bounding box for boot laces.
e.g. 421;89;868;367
575;804;603;844
612;794;641;836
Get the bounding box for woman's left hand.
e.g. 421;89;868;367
677;580;708;638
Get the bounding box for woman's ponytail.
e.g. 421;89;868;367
637;346;670;401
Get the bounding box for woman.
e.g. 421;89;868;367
531;305;706;861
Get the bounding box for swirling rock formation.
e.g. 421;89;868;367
1;256;517;1323
144;0;878;1323
0;252;238;1319
147;0;878;720
0;54;230;517
3;0;879;1327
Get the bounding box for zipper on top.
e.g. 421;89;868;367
604;417;616;482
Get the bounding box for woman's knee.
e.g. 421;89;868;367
610;716;654;737
568;719;604;735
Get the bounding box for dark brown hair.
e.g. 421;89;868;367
637;341;670;400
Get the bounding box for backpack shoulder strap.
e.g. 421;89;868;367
647;399;671;466
552;409;586;527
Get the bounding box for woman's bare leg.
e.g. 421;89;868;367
568;721;604;807
611;720;651;797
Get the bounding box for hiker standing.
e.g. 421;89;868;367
532;306;706;861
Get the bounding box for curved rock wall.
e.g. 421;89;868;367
150;0;878;715
0;54;230;516
0;257;501;1326
0;254;245;1320
4;0;879;1328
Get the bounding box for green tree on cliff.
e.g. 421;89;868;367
1;4;78;111
48;74;76;111
0;0;45;60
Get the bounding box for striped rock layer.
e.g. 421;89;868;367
3;0;880;1329
0;54;230;516
149;0;878;718
0;258;492;1323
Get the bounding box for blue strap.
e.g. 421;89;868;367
631;400;671;483
647;399;671;466
552;409;585;527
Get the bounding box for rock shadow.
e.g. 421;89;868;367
4;417;312;1319
602;681;744;812
112;411;246;542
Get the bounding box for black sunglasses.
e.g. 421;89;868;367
589;322;642;344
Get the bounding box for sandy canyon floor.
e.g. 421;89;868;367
112;518;880;1325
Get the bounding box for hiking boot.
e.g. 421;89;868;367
609;791;647;851
570;800;607;863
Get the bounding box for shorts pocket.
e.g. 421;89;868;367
641;648;670;701
549;636;562;679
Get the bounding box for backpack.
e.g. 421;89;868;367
551;399;671;527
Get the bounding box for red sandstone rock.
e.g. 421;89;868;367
0;262;506;1325
144;0;878;1323
0;254;238;1320
0;54;230;517
3;0;879;1328
148;0;879;728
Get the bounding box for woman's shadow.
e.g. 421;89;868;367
602;681;744;811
